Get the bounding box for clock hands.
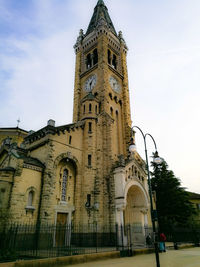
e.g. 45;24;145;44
89;80;92;90
84;75;96;92
109;76;120;93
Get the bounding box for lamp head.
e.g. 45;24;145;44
129;137;137;153
153;151;162;164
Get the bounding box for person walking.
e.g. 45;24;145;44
146;233;152;248
159;232;166;252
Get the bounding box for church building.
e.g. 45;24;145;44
0;0;151;233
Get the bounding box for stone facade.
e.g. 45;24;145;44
0;0;151;230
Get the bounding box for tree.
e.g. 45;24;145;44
151;158;196;231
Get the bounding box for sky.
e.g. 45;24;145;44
0;0;200;193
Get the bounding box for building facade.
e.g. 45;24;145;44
188;192;200;225
0;0;151;232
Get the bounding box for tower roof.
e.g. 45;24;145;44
86;0;117;36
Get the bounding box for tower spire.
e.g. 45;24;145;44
97;0;105;6
86;0;117;36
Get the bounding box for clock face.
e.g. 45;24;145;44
84;74;97;92
109;76;121;93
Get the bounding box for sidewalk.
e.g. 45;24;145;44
68;247;200;267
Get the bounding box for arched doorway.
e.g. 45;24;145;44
54;156;77;246
124;185;147;226
124;183;149;247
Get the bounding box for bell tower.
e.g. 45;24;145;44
73;0;132;159
73;0;133;226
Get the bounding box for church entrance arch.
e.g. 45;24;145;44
123;182;149;247
124;183;148;226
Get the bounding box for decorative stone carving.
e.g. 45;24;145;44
74;29;84;49
118;31;128;50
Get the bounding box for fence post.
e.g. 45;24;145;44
172;228;178;250
35;222;40;257
121;224;124;250
128;224;133;254
95;222;98;253
192;226;199;247
115;224;119;251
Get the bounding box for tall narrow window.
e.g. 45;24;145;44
88;155;92;166
99;102;101;113
95;105;98;114
88;122;92;132
108;50;111;64
86;53;92;69
110;107;113;116
93;49;98;65
85;194;91;207
83;105;86;114
69;135;72;145
116;110;120;155
89;103;92;113
62;169;68;201
112;54;117;69
28;191;34;206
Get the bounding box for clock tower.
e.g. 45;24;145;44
73;0;132;158
73;0;133;226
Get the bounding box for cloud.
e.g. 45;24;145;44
0;32;76;129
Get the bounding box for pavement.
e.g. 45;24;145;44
67;247;200;267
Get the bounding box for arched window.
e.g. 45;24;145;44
61;169;68;201
110;107;113;116
114;96;118;103
89;103;92;113
88;122;92;132
88;155;92;166
28;191;34;206
93;49;98;65
69;136;72;145
108;49;111;64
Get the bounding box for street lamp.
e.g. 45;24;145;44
129;126;162;267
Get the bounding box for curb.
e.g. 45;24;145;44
0;245;197;267
133;248;154;255
0;251;120;267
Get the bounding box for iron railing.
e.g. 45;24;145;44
0;223;199;262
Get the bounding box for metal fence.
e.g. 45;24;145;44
163;226;200;246
0;223;151;262
0;223;199;263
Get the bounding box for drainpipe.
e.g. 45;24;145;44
35;166;45;253
36;166;45;226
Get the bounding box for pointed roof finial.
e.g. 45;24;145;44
86;0;117;36
17;118;20;128
97;0;105;6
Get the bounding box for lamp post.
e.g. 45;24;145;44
129;126;162;267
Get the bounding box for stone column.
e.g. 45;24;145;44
114;166;127;245
140;208;149;243
115;204;127;246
